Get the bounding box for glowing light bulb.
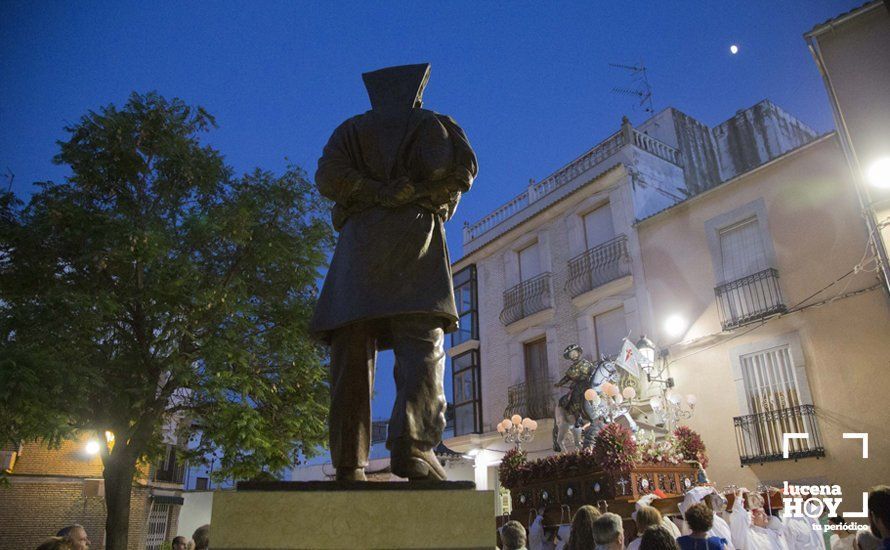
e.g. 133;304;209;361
867;157;890;188
730;44;739;55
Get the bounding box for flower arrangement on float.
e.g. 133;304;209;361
498;424;709;489
673;425;709;468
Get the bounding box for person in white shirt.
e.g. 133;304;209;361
729;489;790;550
529;509;546;550
781;514;825;550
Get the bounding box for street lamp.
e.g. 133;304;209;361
497;415;538;450
635;335;657;374
634;335;696;431
867;157;890;188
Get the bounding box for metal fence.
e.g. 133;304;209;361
504;378;556;420
733;404;825;465
499;273;552;325
716;268;786;330
565;235;631;297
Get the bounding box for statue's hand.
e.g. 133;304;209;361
377;176;415;207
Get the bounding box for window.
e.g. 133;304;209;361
452;350;481;435
582;203;615;250
719;217;768;283
706;201;784;330
518;242;542;281
732;337;823;464
371;420;389;444
452;265;478;346
523;338;551;418
195;477;209;490
592;308;626;360
740;345;806;414
145;502;170;550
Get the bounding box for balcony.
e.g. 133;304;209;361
504;378;556;420
733;404;825;466
461;123;682;254
715;268;786;330
565;235;631;297
151;451;186;484
499;273;552;326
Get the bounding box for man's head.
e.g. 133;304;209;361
501;520;526;550
192;524;210;550
56;525;90;550
592;512;624;548
751;507;770;528
868;485;890;539
172;535;189;550
685;502;715;534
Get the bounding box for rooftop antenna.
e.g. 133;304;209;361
3;167;13;193
609;61;654;115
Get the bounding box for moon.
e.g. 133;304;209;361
730;44;739;55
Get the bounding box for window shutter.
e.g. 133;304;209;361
593;308;627;360
583;204;615;250
719;217;768;282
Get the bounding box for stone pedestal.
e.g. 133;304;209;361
210;481;496;549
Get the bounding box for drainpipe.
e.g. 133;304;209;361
806;33;890;299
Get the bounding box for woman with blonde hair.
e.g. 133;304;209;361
628;506;664;550
566;504;602;550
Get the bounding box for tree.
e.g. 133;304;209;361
0;92;333;549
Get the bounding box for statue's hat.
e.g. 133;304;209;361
362;63;431;111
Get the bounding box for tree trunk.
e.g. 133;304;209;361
103;446;138;550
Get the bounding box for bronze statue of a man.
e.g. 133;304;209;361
310;64;477;481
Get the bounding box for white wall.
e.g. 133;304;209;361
177;491;214;539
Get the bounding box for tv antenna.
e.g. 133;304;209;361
609;62;654;115
3;167;13;193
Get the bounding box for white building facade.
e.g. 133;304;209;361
443;101;817;511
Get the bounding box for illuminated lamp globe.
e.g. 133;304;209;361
686;394;698;408
511;414;522;426
529;420;538;430
649;396;663;410
85;440;100;455
622;387;636;400
584;388;597;401
521;417;534;429
665;314;687;337
867;157;890;188
497;422;506;434
667;391;682;405
602;383;620;398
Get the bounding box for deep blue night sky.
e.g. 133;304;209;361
0;1;862;423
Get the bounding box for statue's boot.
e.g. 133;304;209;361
336;467;367;481
390;439;446;481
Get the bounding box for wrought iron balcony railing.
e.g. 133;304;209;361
733;404;825;466
565;235;631;297
499;273;552;325
504;378;556;420
151;452;186;484
715;268;786;330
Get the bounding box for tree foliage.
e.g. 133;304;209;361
0;92;333;546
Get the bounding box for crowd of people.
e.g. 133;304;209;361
499;485;890;550
33;523;209;550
